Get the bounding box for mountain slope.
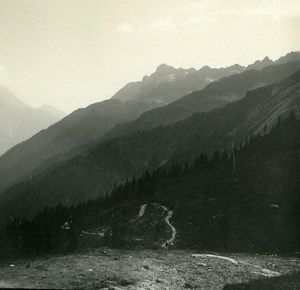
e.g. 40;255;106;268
0;60;277;195
0;86;65;156
105;113;300;253
0;53;298;196
0;61;251;195
103;61;300;141
3;113;300;256
0;70;299;224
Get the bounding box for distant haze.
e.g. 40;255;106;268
0;0;299;113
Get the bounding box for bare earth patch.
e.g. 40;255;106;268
0;249;299;289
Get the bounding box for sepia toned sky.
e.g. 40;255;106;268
0;0;299;112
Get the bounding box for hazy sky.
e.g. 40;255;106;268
0;0;299;112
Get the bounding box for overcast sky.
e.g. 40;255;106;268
0;0;299;113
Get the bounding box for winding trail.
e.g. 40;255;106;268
152;203;177;248
135;203;177;248
161;210;177;248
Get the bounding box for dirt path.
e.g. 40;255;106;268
0;249;299;289
152;203;177;248
161;210;176;248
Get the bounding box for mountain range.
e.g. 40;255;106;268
112;63;244;105
112;51;300;105
0;65;299;224
103;61;300;141
0;52;299;198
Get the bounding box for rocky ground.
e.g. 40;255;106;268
0;248;299;289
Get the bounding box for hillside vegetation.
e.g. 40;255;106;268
1;112;299;259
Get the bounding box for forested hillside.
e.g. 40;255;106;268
1;112;299;259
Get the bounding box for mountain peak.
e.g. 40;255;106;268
156;63;173;70
155;63;176;75
247;56;273;71
275;51;300;64
199;65;212;72
0;85;29;108
262;56;271;62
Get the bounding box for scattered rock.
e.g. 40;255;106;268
156;277;169;284
34;265;47;271
267;262;277;268
184;282;193;288
197;263;208;267
119;278;135;286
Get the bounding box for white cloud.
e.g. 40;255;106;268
117;23;136;34
147;19;176;33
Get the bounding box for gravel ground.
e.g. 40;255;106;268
0;249;299;289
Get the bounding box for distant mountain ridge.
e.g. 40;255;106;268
246;51;300;70
112;63;244;105
0;86;66;156
112;51;300;104
0;86;29;108
102;61;300;141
